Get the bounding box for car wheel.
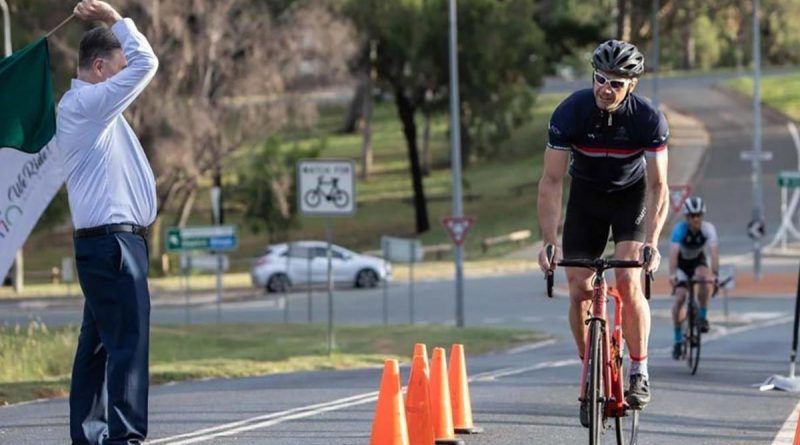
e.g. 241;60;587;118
267;273;290;293
355;269;379;288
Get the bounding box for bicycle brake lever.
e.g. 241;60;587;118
544;244;556;298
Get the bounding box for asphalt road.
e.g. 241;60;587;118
1;273;798;444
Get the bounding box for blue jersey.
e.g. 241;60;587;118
670;221;718;260
547;89;669;191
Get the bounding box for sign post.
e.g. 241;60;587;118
382;236;423;325
297;159;356;354
166;225;238;324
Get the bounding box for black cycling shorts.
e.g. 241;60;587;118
562;177;647;260
674;253;709;285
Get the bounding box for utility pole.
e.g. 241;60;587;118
448;0;465;328
750;0;766;281
651;0;660;107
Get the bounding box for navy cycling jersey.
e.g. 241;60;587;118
547;89;669;191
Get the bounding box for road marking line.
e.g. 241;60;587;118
165;395;380;445
771;399;800;445
471;359;580;382
146;392;378;444
506;338;558;355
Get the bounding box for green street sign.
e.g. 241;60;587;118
165;225;239;252
778;171;800;188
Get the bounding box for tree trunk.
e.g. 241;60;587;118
421;109;431;176
212;168;224;224
149;216;162;272
617;0;632;41
176;183;198;227
360;74;374;180
459;119;471;170
341;72;369;134
683;1;696;70
394;89;430;234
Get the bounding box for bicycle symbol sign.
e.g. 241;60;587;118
297;160;356;216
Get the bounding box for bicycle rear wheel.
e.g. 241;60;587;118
614;410;640;445
587;320;605;445
686;303;701;375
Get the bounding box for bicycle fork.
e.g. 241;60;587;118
578;277;628;418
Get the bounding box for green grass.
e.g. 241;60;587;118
0;322;542;405
725;73;800;120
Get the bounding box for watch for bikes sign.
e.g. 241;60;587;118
297;159;356;216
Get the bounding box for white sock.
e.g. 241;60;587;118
630;357;649;379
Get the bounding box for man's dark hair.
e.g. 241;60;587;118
78;27;122;70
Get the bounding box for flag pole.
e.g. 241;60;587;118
45;14;75;38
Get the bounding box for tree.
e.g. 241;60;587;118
423;0;546;162
233;136;323;238
344;0;546;232
344;0;432;233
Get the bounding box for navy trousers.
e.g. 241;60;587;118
70;232;150;445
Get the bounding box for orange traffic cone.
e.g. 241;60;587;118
413;343;429;371
369;359;410;445
430;347;465;445
449;344;483;434
793;407;800;445
405;354;436;445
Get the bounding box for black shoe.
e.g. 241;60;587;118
698;317;710;333
626;374;650;410
579;400;589;428
672;343;682;360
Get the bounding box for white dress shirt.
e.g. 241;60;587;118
57;18;159;230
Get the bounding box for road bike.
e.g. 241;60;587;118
545;246;653;445
303;176;350;208
674;275;727;375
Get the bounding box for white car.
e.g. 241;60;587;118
250;241;392;293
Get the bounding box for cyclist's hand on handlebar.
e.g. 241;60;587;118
640;244;661;273
539;244;561;274
669;274;679;287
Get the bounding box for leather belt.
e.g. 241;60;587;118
74;223;149;239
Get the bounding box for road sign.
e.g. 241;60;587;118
381;236;423;263
668;184;692;213
442;216;475;246
748;219;765;241
165;225;238;252
297;159;356;216
740;150;773;161
778;171;800;188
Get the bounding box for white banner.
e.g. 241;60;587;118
0;142;64;279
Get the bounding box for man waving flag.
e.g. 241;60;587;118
0;37;64;281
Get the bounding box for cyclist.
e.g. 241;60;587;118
537;40;669;419
669;196;719;360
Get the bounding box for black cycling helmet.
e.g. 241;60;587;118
591;40;645;78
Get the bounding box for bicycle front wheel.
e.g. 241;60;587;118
686;303;701;375
587;320;605;445
615;409;640;445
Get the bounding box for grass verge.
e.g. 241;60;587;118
0;322;543;405
725;73;800;120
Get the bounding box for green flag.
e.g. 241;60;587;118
0;38;56;154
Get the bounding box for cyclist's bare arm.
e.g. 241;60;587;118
709;244;720;276
644;154;669;246
668;243;680;280
537;149;569;271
